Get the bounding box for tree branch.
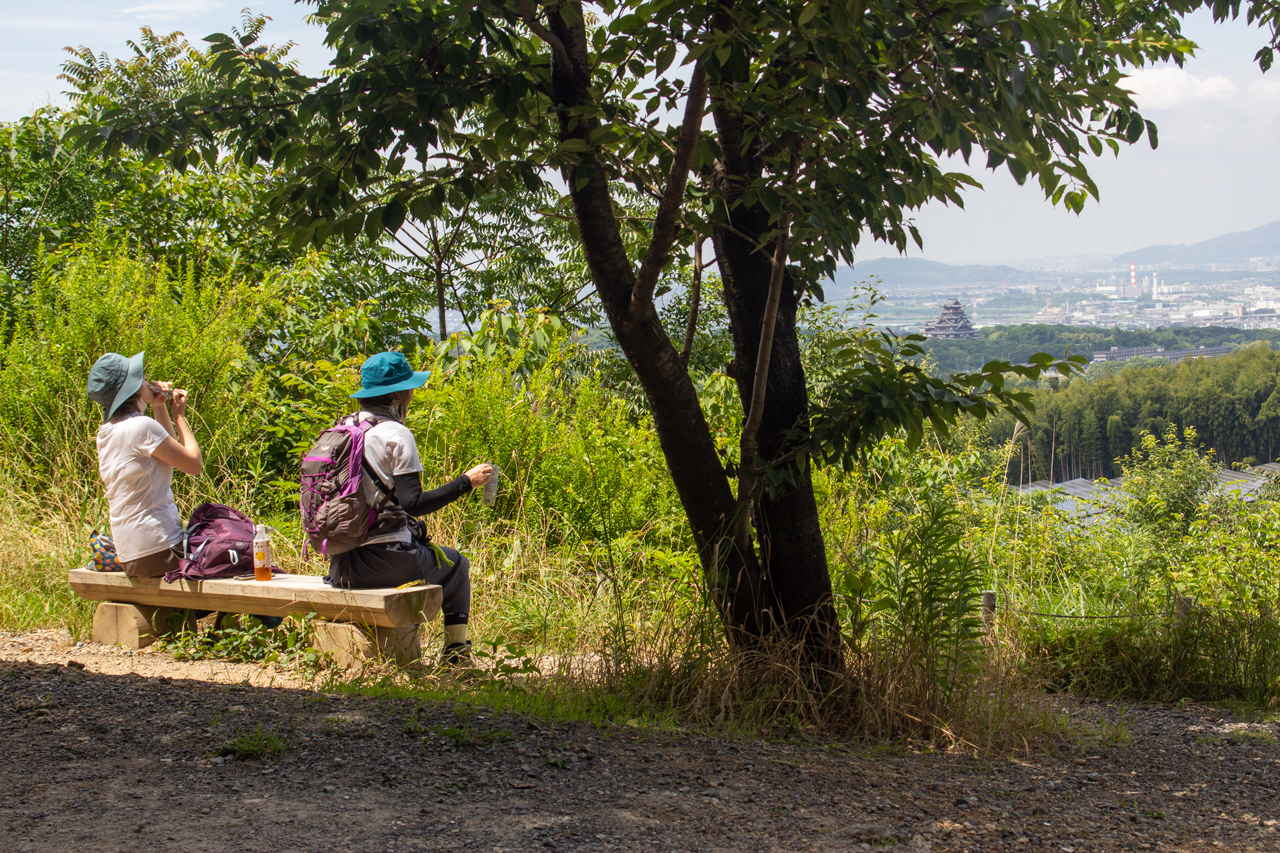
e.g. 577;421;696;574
396;224;436;259
436;195;475;259
735;158;798;544
679;236;704;366
633;60;708;307
515;0;572;70
392;233;430;265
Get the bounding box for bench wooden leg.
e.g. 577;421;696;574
91;602;177;649
311;621;421;669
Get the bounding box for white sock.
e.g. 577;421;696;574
444;623;468;646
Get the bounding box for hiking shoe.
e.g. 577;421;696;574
440;640;473;669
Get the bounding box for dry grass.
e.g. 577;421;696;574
0;484;1067;753
0;491;103;638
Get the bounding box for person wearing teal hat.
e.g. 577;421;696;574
87;351;203;578
326;351;493;666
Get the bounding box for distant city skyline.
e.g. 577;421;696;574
1;3;1276;268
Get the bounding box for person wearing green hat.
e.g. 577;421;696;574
327;351;493;665
87;351;203;578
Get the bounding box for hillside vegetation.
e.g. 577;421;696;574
5;4;1280;745
2;242;1278;741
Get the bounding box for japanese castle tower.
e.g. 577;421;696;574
922;299;978;339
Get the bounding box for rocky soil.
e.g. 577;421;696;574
2;629;1278;852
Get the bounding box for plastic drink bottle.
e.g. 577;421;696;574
253;524;274;581
482;465;499;506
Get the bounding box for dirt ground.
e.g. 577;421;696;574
2;630;1278;853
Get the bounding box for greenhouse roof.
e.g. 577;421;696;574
1015;462;1280;522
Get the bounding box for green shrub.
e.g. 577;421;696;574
0;243;259;504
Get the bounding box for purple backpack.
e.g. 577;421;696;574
163;503;257;582
300;414;391;559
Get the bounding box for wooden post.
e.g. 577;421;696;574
311;621;422;669
981;590;997;631
91;602;176;649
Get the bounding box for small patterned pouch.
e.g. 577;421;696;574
87;530;123;572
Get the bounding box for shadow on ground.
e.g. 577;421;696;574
2;653;1278;852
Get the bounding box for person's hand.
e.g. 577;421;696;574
465;463;494;489
169;389;190;418
144;380;173;405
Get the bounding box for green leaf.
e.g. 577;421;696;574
557;138;591;154
364;206;384;243
382;199;406;233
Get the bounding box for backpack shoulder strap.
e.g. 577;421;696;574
337;412;387;432
370;469;398;503
346;413;398;504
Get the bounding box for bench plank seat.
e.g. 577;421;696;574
68;568;441;628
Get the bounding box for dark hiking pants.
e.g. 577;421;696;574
327;540;470;624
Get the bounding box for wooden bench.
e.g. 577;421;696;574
68;568;442;667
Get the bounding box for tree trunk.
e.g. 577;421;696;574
710;121;842;669
431;222;447;341
544;6;765;634
679;238;703;366
539;3;842;663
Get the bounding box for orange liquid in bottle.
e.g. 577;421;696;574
253;524;274;581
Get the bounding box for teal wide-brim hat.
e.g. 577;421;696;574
350;351;431;399
86;351;146;421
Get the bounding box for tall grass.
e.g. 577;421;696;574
971;428;1280;705
4;239;1275;750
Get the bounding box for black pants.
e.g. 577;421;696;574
327;540;470;624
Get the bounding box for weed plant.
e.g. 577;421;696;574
156;612;322;666
214;721;297;762
973;426;1280;705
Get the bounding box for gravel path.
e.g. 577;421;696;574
2;630;1278;852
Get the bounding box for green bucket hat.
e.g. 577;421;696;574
87;351;146;421
350;351;431;399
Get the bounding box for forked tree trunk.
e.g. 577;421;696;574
545;4;840;668
711;174;842;670
544;9;764;635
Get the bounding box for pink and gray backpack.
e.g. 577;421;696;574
299;414;393;558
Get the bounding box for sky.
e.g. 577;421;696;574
1;2;1276;267
0;1;331;113
857;10;1280;265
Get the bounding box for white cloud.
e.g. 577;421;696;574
119;1;223;24
1250;77;1280;103
1123;67;1239;110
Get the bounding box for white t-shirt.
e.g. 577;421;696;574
355;412;423;546
96;413;184;562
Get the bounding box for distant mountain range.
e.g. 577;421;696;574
834;258;1026;292
1111;220;1280;267
833;220;1280;292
